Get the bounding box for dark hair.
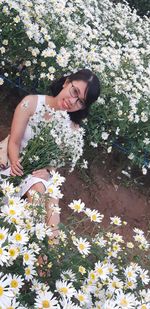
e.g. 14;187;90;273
49;69;101;124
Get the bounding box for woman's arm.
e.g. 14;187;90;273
8;95;37;176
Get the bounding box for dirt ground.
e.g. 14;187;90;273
0;85;150;240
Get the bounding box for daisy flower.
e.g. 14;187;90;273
0;246;9;266
0;181;15;196
85;208;104;223
115;290;136;308
110;216;122;226
61;270;76;282
68;199;85;213
23;249;36;266
8;246;19;261
8;274;24;294
35;290;58;308
56;280;75;299
0;227;8;245
0;274;14;308
24;266;37;281
9;229;29;246
94;261;109;280
73;237;91;256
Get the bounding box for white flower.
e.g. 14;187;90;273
115;290;136;308
61;270;76;282
0;181;15;196
0;274;14;307
0;246;9;266
142;166;147;175
90;141;98;148
35;291;58;308
56;280;75;299
139;269;150;285
0;228;8;245
110;216;122;226
84;208;104;223
0;78;4;86
68;199;85;213
8;274;24;294
24;266;36;281
101;132;109;140
73;237;91;256
128;153;134;160
94;261;109;280
107;146;112;153
23;249;36;266
9;229;29;246
35;223;46;241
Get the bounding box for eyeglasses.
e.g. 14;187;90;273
69;82;85;108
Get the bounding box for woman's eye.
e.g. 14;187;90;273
73;87;79;97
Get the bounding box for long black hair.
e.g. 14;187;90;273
49;69;101;124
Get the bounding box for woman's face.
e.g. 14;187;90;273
56;80;87;112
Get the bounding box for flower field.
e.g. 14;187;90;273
0;0;150;174
0;172;149;308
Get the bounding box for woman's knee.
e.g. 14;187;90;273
26;182;46;200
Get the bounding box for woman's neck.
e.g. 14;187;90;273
45;95;59;110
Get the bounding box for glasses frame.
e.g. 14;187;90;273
69;82;86;108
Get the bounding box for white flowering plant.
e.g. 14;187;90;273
0;0;150;174
3;109;84;187
0;173;149;308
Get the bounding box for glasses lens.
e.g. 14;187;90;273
70;85;78;98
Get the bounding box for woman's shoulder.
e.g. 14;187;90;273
18;95;39;116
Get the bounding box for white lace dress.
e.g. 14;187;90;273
0;95;53;197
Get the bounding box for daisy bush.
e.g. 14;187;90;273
0;0;150;173
0;172;149;308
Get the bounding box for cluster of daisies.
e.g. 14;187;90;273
0;172;149;308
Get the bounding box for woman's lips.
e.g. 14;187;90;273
62;99;70;109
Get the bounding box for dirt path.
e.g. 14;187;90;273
0;86;149;239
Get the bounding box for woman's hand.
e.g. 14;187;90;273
10;159;23;176
32;168;50;181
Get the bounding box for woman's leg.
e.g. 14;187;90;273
26;182;60;242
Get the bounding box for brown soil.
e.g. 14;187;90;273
0;85;150;240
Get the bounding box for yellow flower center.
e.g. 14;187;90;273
90;273;96;280
0;234;4;241
9;209;16;215
91;214;97;221
74;204;81;210
24;253;29;261
127;271;132;277
7;307;14;309
79;243;85;250
15;234;22;242
120;298;128;306
0;286;4;296
59;287;68;295
48;188;53;193
0;248;3;255
9;248;16;257
141;305;147;309
25;268;31;275
78;295;85;302
108;267;113;273
112;281;116;288
97;268;103;275
11;280;18;288
42;300;50;308
127;281;133;287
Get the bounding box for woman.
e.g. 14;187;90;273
0;68;101;240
